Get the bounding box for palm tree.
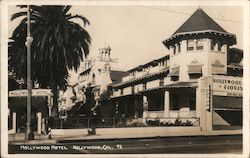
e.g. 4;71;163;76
8;5;91;116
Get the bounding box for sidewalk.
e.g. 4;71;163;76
9;128;242;145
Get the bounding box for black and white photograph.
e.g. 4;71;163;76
1;0;249;157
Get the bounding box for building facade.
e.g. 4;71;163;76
109;8;243;130
58;45;128;116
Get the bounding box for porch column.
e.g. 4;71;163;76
143;95;148;119
12;112;16;133
37;112;42;134
164;91;170;117
134;99;138;118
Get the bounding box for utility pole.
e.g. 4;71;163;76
25;5;34;140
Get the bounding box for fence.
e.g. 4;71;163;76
52;117;200;129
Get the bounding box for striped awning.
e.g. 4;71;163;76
168;67;179;77
213;96;242;111
188;65;202;74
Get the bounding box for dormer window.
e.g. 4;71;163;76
187;40;194;51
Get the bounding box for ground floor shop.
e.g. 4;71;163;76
109;76;242;130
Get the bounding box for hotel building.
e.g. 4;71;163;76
109;8;243;130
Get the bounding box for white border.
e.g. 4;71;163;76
1;0;249;158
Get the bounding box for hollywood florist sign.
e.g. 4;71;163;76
212;76;242;97
9;89;52;97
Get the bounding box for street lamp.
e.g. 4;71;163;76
25;5;34;140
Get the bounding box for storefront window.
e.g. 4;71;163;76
188;93;196;110
148;93;164;111
171;94;180;110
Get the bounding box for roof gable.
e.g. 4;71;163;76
173;8;227;35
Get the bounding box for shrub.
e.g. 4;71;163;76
146;118;160;126
174;118;182;126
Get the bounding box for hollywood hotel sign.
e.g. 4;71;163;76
9;89;52;97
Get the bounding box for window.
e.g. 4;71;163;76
148;93;164;111
131;86;135;94
188;93;196;110
173;46;176;54
189;73;202;79
171;76;179;81
177;43;181;52
187;40;194;51
218;42;222;51
159;78;164;86
168;67;179;81
143;83;146;90
92;73;96;83
130;72;135;77
211;40;216;51
196;40;203;50
188;65;203;79
120;89;123;95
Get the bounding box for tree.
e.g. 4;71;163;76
8;5;91;116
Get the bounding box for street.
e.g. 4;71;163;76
9;135;242;154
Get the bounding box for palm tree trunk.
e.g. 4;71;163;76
51;85;58;117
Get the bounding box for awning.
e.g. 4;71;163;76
164;82;198;88
213;96;242;111
212;61;225;68
168;67;179;77
227;62;243;69
113;67;169;88
188;66;202;74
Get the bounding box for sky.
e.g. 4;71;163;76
8;5;243;84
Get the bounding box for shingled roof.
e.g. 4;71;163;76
163;8;236;48
173;8;227;35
